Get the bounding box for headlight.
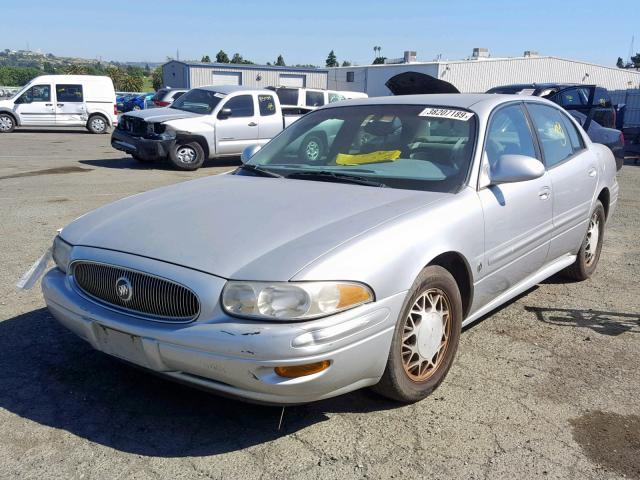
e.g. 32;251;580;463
221;281;374;321
52;236;72;273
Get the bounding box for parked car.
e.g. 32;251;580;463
269;87;367;110
150;88;188;108
42;94;618;404
486;83;617;129
121;92;155;112
0;75;117;134
111;85;302;170
569;111;624;170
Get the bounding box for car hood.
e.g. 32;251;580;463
61;174;448;280
123;107;200;123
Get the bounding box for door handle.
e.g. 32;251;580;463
588;167;597;177
248;122;258;127
538;187;551;201
57;103;64;107
45;103;53;107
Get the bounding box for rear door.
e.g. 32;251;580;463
13;84;55;125
525;102;597;261
55;84;86;125
214;93;259;155
256;93;282;144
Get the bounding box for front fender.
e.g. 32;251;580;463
164;118;215;157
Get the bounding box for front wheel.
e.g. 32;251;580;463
299;134;326;162
372;266;462;403
168;141;205;171
0;113;16;133
562;200;605;281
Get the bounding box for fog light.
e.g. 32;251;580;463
274;360;331;378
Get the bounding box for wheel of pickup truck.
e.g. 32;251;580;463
169;141;205;171
0;113;16;133
87;115;109;134
300;133;326;162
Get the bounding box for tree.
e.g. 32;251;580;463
616;57;625;68
230;53;254;64
144;63;151;74
201;55;211;63
372;57;386;65
152;68;163;90
325;50;338;67
632;52;640;68
275;55;286;66
341;60;352;67
216;50;230;63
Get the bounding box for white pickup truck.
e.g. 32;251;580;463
111;85;302;170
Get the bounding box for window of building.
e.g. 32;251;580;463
346;72;355;82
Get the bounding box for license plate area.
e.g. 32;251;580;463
95;325;148;367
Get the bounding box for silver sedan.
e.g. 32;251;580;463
42;94;619;404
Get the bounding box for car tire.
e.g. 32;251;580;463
562;200;605;281
300;134;326;162
133;105;142;111
0;113;16;133
372;265;462;403
168;141;205;171
87;115;109;134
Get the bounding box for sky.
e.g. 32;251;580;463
3;0;639;67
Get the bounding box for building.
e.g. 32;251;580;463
328;50;640;126
162;61;328;90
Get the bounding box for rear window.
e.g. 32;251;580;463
275;88;299;106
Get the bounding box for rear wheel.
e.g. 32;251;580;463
168;141;205;171
300;134;326;162
87;115;109;134
562;200;605;281
0;113;16;133
372;266;462;403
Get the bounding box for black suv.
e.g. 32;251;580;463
486;84;616;129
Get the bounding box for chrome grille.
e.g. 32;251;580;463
72;262;199;322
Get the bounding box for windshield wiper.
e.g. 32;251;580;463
286;171;386;187
236;164;283;178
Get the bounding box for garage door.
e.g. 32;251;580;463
279;74;306;88
210;71;242;86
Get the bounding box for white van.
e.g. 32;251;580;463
269;87;368;111
0;75;118;134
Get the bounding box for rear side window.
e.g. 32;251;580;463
171;91;185;100
305;91;324;107
557;88;588;107
258;95;276;116
485;104;537;167
223;95;254;117
527;104;576;167
275;88;298;106
56;84;83;102
594;87;611;107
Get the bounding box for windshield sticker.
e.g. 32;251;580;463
336;150;401;165
419;108;474;121
517;88;536;96
213;92;226;98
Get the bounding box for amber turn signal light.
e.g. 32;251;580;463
274;360;331;378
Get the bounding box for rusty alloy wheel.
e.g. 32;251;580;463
401;288;452;382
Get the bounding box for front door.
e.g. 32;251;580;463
13;84;55;125
525;103;598;261
55;84;87;125
475;103;553;306
215;94;259;155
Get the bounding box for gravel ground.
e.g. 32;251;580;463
0;128;638;480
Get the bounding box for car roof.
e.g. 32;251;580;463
196;85;271;94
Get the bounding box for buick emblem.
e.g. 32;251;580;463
115;276;133;302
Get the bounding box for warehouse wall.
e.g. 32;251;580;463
187;65;328;89
328;64;440;96
162;61;188;89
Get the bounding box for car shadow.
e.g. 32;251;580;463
79;157;241;171
0;308;399;457
526;306;640;336
12;128;93;134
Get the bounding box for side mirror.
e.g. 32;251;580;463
218;107;232;119
490;154;545;185
240;145;262;164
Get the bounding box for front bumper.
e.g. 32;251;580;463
41;258;404;405
111;128;175;161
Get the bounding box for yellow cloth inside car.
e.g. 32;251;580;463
336;150;401;165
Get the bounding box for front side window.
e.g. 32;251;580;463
222;95;254;117
485;104;537;168
242;104;478;193
526;104;576;168
305;91;324;107
258;94;276;116
170;88;224;114
56;84;83;102
19;85;51;103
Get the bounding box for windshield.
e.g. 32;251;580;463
242;104;477;192
170;88;224;114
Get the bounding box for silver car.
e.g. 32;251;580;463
42;94;619;404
